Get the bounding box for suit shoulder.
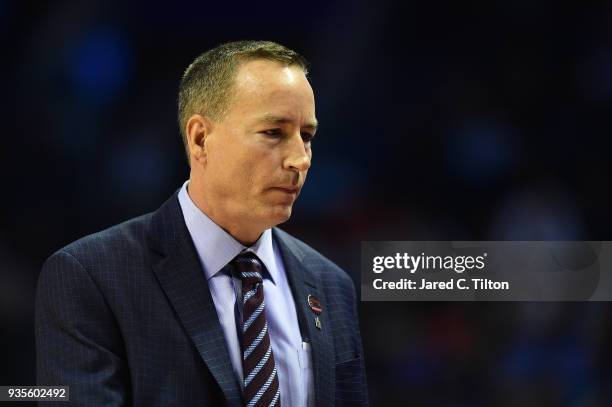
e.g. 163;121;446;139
273;228;355;291
49;212;153;269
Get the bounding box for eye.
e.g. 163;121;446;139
261;129;282;138
301;132;315;143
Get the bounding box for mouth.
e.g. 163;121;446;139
273;186;300;195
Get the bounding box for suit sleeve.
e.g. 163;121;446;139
349;279;369;406
332;269;370;407
35;250;130;406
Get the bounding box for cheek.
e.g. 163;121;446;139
209;134;281;195
243;150;280;186
208;136;248;178
242;161;271;194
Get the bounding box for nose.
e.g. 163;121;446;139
284;132;311;173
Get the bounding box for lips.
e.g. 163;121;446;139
274;187;300;194
274;187;300;195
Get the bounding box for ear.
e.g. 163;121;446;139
185;114;213;166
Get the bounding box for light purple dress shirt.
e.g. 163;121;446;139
178;181;314;407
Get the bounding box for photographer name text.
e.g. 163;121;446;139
372;277;509;291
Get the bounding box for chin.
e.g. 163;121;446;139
266;205;293;226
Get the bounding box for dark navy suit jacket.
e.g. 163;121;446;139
35;192;368;406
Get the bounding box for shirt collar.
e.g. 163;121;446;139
177;181;277;284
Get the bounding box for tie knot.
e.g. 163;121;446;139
232;252;263;287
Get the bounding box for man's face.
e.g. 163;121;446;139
197;59;317;234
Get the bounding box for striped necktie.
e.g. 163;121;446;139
233;252;281;407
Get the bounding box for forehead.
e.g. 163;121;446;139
228;59;315;121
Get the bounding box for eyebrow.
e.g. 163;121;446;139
258;114;319;131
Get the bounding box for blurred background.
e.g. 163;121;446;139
2;0;612;405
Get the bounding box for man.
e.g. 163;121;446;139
35;41;368;406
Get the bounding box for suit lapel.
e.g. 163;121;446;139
273;228;335;407
148;193;242;406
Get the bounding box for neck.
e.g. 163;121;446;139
187;181;264;247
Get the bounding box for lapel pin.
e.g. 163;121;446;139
308;295;323;330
